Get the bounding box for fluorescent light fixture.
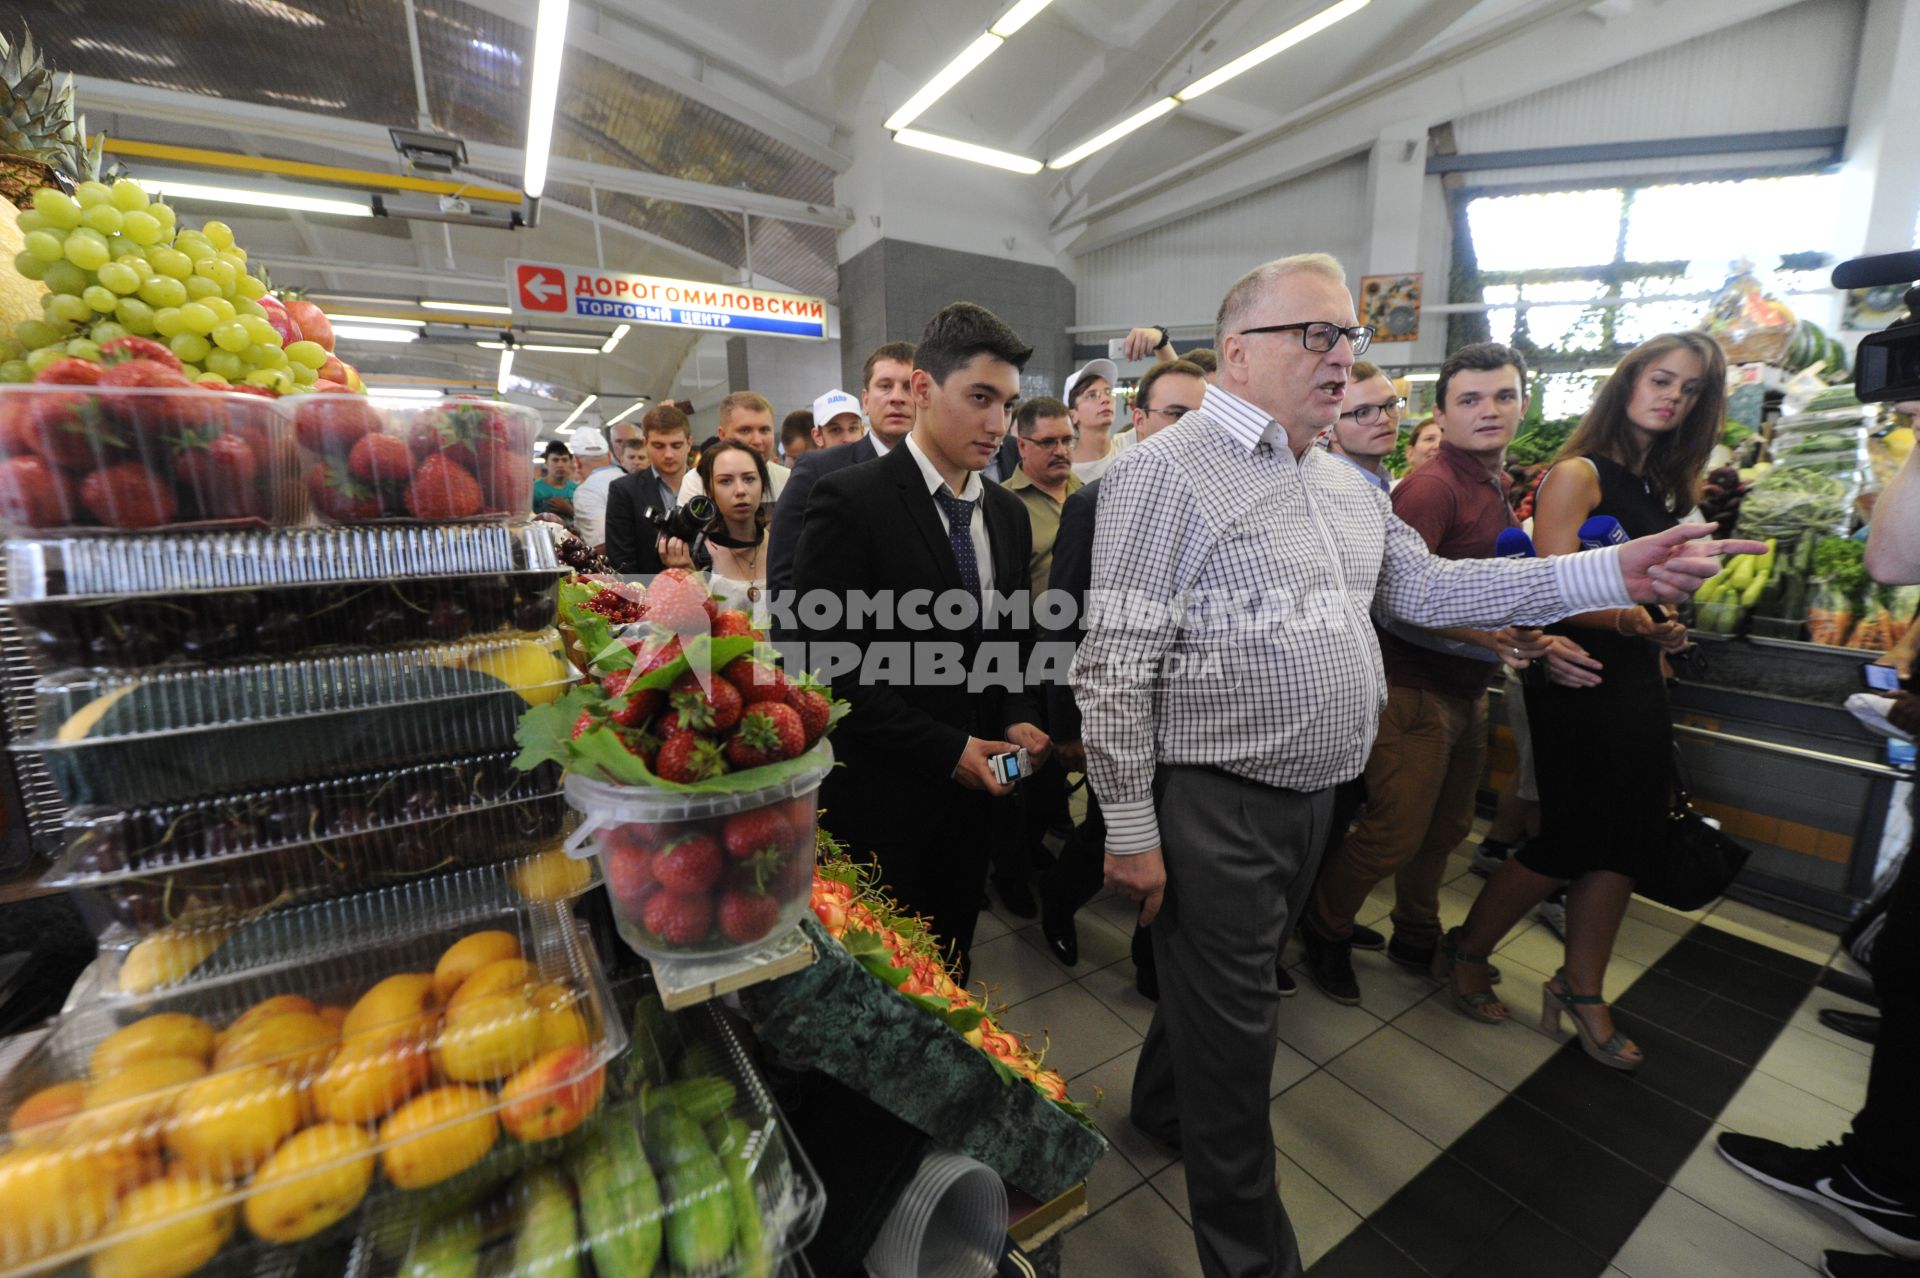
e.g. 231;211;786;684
332;324;419;344
1175;0;1371;101
605;399;648;425
558;394;598;431
475;340;598;353
600;324;631;354
885;32;1003;132
324;314;423;328
497;349;515;394
1402;372;1439;382
142;177;372;218
523;0;570;198
893;128;1043;175
421;299;513;315
1048;97;1179;169
70;37;176;66
989;0;1053;38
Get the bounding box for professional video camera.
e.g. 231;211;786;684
1834;249;1920;403
646;494;717;569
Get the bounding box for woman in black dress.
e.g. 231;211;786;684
1441;332;1725;1070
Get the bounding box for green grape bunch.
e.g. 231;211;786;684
2;176;314;392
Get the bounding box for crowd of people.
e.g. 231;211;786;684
534;252;1915;1278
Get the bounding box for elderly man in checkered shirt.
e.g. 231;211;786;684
1072;253;1763;1278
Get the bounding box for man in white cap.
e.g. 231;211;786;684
810;389;866;450
567;425;620;553
1064;358;1120;482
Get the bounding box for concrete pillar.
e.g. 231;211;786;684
1363;119;1429;275
1835;0;1920;257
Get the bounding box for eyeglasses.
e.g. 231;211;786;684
1141;403;1196;420
1339;397;1403;426
1236;321;1375;355
1020;434;1078;451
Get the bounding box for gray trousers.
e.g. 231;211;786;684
1131;766;1334;1278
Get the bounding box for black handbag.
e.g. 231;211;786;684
1636;750;1752;911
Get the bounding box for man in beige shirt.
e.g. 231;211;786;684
1002;397;1084;600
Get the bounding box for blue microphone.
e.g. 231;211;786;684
1578;515;1629;549
1579;515;1665;622
1495;527;1536;559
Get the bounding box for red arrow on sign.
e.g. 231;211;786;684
516;264;567;312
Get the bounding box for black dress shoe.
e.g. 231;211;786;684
1349;922;1387;952
1302;930;1361;1005
1817;1009;1881;1045
1276;965;1297;997
1040;888;1079;966
996;878;1038;919
1821;1249;1920;1277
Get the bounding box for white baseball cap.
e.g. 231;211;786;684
1063;358;1118;407
570;426;610;456
812;389;863;425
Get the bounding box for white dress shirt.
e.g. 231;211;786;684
903;434;994;595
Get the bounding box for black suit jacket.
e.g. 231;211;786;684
1045;478;1100;744
791;442;1041;844
605;467;678;575
767;434;879;601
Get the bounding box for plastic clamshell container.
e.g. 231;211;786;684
0;901;624;1278
17;630;576;808
3;524;562;671
0;382;292;534
292;395;535;525
564;743;832;962
358;1000;825;1278
43;751;576;940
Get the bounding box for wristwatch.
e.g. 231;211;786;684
1153;325;1171;350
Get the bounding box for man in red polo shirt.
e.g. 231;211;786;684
1300;342;1549;1004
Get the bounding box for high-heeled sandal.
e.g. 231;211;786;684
1433;928;1507;1024
1542;970;1643;1071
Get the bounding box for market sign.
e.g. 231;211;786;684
506;260;828;340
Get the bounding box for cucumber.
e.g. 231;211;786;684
627;994;682;1088
508;1166;580;1278
707;1117;773;1278
402;1215;483;1278
648;1104;736;1273
570;1119;664;1278
641;1076;737;1125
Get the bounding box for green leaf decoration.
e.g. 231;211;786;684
511;684;602;773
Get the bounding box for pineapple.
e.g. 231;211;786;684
0;25;128;342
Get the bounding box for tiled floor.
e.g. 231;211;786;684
967;830;1879;1278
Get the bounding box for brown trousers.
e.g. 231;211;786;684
1308;684;1488;949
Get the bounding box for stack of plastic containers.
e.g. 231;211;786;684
0;386;632;1278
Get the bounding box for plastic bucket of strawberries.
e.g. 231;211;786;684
525;569;845;961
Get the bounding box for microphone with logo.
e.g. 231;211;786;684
1496;528;1550;687
1580;514;1680;637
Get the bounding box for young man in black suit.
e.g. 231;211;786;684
605;404;693;576
790;307;1049;979
767;341;917;604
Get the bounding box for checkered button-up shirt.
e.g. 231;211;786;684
1073;384;1632;856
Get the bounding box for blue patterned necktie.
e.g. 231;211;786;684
932;488;982;598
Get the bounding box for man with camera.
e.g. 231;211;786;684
1718;249;1920;1278
606;404;695;576
791;306;1048;980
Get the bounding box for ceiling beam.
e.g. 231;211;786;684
1054;0;1808;254
454;0;852;171
75;77;854;229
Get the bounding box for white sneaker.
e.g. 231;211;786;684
1535;895;1567;939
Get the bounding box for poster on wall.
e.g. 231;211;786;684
1359;273;1422;343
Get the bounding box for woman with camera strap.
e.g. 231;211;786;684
658;438;773;627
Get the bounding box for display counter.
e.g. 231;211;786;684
1487;633;1906;929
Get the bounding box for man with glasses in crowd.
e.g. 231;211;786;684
991;398;1086;916
1325;359;1403;491
1077;252;1763;1278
